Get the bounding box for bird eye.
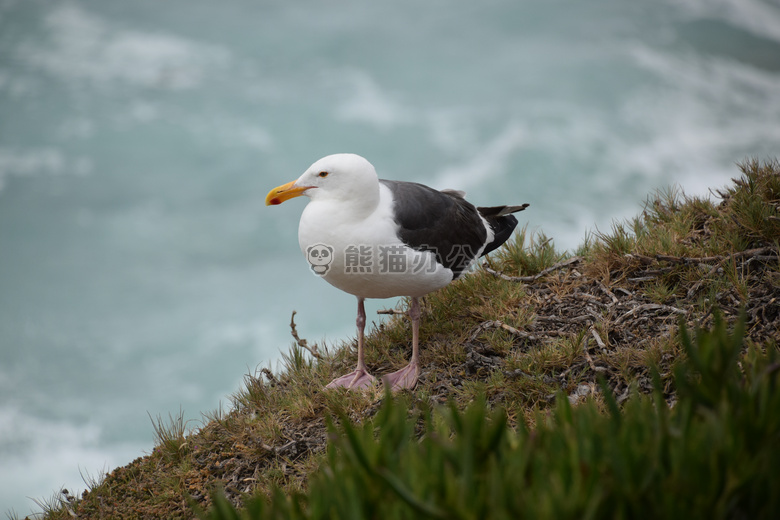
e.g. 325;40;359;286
318;171;329;178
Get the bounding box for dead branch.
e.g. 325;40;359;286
628;246;777;267
583;337;606;372
535;314;593;325
614;303;687;325
684;247;779;299
289;310;322;359
590;327;607;350
597;281;619;305
483;256;583;283
468;319;566;345
686;264;722;299
468;320;539;343
628;276;660;282
377;308;406;315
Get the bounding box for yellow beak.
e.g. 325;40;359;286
265;180;313;206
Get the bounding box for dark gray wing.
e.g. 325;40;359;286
380;179;487;278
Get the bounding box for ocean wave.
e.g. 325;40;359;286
431;122;526;192
0;147;92;193
333;68;414;129
615;44;780;190
674;0;780;43
0;405;143;516
17;2;231;90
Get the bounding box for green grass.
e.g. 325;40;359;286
149;408;192;464
199;313;780;519
494;225;567;276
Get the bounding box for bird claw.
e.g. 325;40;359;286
382;362;419;392
325;369;377;390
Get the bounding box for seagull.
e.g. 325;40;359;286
266;153;527;391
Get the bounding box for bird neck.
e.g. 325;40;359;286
333;182;380;220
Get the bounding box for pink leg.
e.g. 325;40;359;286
383;296;421;391
326;297;377;390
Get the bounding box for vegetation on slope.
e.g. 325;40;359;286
18;159;780;519
200;313;780;519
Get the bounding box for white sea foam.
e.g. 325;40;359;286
18;2;231;90
615;44;780;194
0;147;92;192
431;123;527;192
415;38;779;251
184;115;276;151
333;69;414;129
674;0;780;43
426;109;482;154
200;319;275;354
0;406;143;517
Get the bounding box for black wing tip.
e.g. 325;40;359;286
477;203;529;218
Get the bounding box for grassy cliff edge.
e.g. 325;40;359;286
20;159;780;519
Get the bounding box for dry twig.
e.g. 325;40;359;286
468;319;564;345
583;337;606;372
590;327;607;350
628;247;777;266
377;308;406;315
483;256;583;283
289;310;322;359
615;304;687;325
468;320;539;343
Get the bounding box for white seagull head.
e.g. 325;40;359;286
265;153;379;206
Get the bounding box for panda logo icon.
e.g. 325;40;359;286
306;244;334;275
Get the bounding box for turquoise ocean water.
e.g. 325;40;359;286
1;0;779;514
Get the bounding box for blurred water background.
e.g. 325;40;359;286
1;0;779;514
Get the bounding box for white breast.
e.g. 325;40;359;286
298;184;454;299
